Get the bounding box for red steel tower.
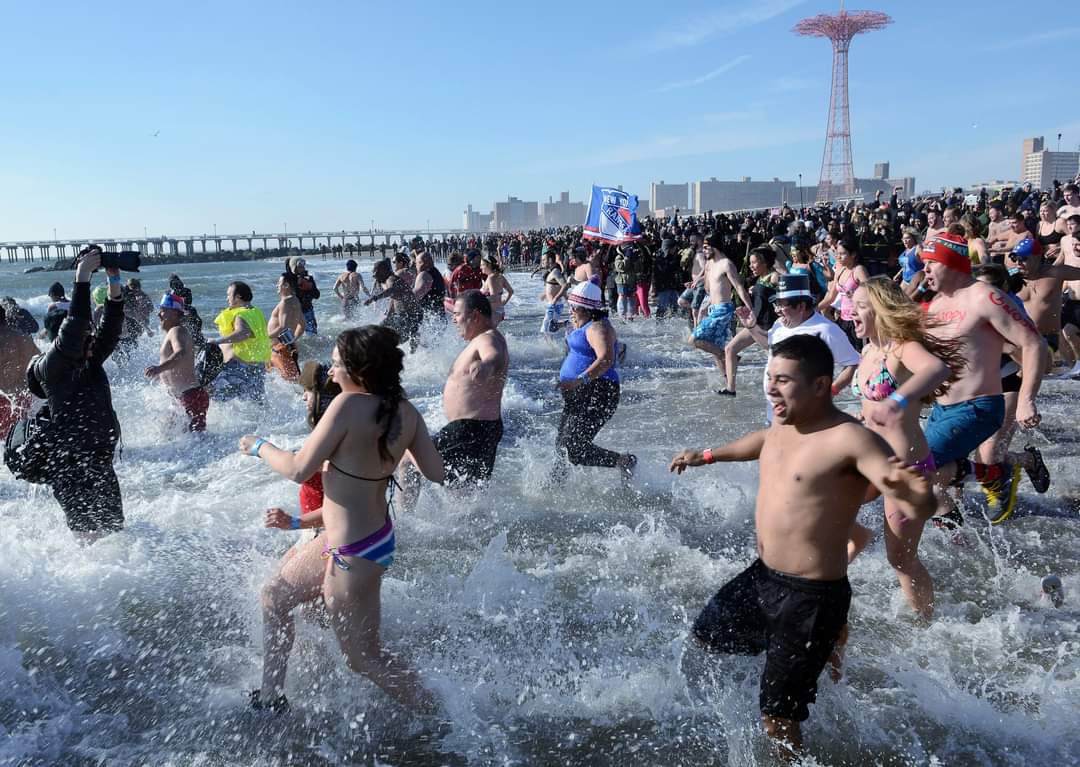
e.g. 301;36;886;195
794;4;891;202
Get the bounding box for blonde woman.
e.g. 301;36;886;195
847;277;964;620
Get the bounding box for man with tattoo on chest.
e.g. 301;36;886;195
921;233;1048;522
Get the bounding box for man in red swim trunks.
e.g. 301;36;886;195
145;293;209;431
0;304;39;434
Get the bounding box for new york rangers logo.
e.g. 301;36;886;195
583;185;643;244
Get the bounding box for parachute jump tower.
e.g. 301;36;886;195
794;3;892;202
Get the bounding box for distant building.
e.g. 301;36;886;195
540;191;587;229
967;179;1022;196
463;204;493;232
873;162;890;180
693;177;812;213
650;181;688;213
493;196;539;232
1021;136;1079;190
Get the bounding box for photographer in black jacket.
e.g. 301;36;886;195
26;247;125;540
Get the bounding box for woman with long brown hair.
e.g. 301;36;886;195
241;326;444;712
847;277;965;620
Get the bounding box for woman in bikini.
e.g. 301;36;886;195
819;237;870;349
846;277;964;620
241;326;445;712
480;255;514;326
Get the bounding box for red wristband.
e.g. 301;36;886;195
702;448;715;464
830;384;840;397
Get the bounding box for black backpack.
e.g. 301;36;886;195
4;405;57;484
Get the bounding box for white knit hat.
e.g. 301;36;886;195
567;280;604;310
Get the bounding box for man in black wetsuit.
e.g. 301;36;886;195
26;248;126;541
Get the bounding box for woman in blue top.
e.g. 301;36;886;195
556;281;636;474
893;229;925;298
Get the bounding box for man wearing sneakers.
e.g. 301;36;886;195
921;233;1049;523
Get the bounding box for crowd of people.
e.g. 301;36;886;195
2;177;1078;762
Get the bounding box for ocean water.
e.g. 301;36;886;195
2;258;1079;766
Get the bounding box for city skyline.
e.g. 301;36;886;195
1;1;1079;241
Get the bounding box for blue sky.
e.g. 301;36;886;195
1;1;1078;241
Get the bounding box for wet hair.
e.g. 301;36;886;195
858;277;964;398
229;281;253;302
127;278;141;290
770;334;833;383
335;326;405;463
346;259;357;272
836;236;860;260
373;258;393;279
481;255;502;273
393;252;409;266
280;271;299;295
48;282;65;299
457;289;492;318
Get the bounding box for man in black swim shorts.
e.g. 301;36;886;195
670;335;935;761
402;291;509;500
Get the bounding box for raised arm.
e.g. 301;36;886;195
669;428;767;474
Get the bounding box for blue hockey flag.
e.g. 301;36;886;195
582;186;643;244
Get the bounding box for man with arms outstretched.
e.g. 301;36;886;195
670;335;935;762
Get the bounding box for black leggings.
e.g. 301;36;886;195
556;378;621;468
50;454;124;533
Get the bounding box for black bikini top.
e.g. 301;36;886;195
328;460;395;483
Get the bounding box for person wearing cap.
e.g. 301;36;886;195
25;248;126;540
688;234;753;376
0;302;38;435
333;259;369;320
555;281;636;475
734;273;859;423
145;292;207;432
920;231;1048;523
1007;234;1080;366
267;271;306;382
251;359;341;713
287;257;321;335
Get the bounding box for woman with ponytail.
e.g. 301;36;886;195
240;325;444;713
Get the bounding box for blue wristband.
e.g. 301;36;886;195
887;391;909;410
578;371;590;383
249;437;267;457
107;275;122;285
290;515;301;530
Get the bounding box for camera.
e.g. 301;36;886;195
77;248;141;272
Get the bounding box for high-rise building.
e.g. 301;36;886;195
689;171;914;213
540;191;587;229
463;204;493;232
650;181;688;214
493;196;539;232
873;162;890;180
1021;136;1079;190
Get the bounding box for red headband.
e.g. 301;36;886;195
921;234;971;274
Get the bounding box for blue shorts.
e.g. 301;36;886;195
692;302;734;347
924;395;1005;466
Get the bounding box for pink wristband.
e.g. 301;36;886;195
703;448;715;465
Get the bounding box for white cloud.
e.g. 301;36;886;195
644;0;806;52
652;55;751;93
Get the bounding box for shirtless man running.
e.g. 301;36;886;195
402;290;508;504
267;272;306;381
0;304;39;434
670;334;934;762
333;259;368;320
920;232;1047;522
689;233;753;374
145;293;208;432
1056;183;1080;234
